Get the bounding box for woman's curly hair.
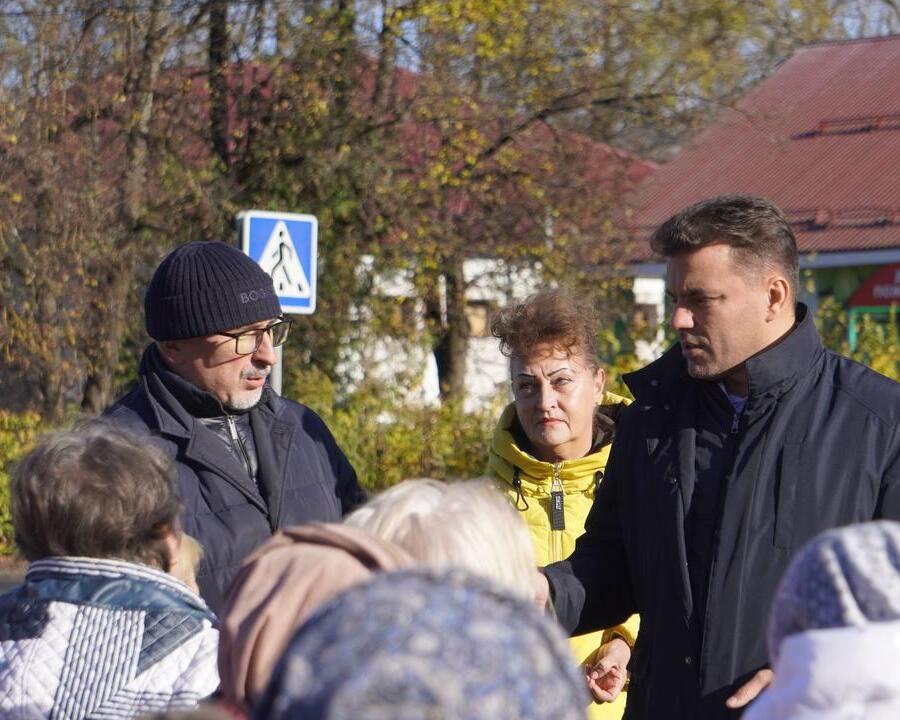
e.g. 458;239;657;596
490;289;600;369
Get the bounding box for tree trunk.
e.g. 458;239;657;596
81;0;172;413
330;0;356;127
80;375;105;414
38;291;65;420
31;180;65;420
39;369;64;420
209;0;230;167
81;270;133;413
434;256;468;403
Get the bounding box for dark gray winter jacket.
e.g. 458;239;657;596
106;345;366;613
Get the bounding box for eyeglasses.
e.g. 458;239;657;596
219;318;293;356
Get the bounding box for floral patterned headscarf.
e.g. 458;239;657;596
768;520;900;661
253;568;588;720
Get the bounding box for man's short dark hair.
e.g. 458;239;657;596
11;422;181;570
650;195;800;300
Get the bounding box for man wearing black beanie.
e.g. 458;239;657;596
106;241;366;613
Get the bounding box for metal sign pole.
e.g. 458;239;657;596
271;345;283;396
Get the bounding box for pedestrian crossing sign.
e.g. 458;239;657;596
238;210;317;314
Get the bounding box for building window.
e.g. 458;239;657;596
465;301;494;338
382;296;419;337
633;303;660;331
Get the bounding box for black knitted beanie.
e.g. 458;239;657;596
145;241;282;341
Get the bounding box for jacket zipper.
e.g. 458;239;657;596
549;463;565;563
226;415;254;481
699;405;743;670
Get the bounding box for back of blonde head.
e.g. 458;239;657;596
344;479;536;600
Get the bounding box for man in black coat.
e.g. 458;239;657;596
541;196;900;719
106;241;366;613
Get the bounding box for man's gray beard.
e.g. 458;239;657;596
226;387;265;411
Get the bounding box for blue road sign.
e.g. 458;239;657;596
239;210;318;315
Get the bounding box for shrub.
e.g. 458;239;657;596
0;411;44;555
285;365;501;490
816;299;899;381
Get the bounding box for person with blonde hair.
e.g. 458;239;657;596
489;288;638;719
344;478;538;601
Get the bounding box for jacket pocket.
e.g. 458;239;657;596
629;636;652;680
774;443;802;549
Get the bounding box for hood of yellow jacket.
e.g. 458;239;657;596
488;391;631;496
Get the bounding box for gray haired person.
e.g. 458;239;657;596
105;241;366;612
0;423;219;719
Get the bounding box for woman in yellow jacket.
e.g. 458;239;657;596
488;289;639;720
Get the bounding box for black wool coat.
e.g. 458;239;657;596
545;305;900;720
106;346;366;614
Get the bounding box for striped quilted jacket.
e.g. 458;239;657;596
0;557;219;719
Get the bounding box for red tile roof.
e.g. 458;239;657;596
629;35;900;260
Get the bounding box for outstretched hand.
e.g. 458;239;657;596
725;668;774;709
532;569;551;612
583;637;631;703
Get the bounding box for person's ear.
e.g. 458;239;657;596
163;530;202;595
593;366;606;401
157;339;179;361
156;340;183;366
162;529;181;572
766;275;791;321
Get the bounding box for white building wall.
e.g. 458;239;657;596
339;257;546;411
461;259;542;412
632;276;667;362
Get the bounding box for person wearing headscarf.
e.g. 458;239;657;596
488;289;638;717
252;569;589;720
217;523;414;714
745;521;900;719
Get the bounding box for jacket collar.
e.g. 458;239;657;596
138;343;283;439
625;303;822;402
506;402;619;457
141;343;231;418
23;556;214;619
488;392;629;492
743;303;822;397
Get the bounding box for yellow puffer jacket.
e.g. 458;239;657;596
488;391;639;720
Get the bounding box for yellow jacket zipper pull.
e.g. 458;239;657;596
550;463;565;531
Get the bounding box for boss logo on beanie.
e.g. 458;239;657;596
145;241;282;341
240;288;273;304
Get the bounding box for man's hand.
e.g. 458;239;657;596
532;569;550;612
583;637;631;703
725;668;774;709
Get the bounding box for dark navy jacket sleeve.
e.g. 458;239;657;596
298;405;367;513
544;408;636;635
